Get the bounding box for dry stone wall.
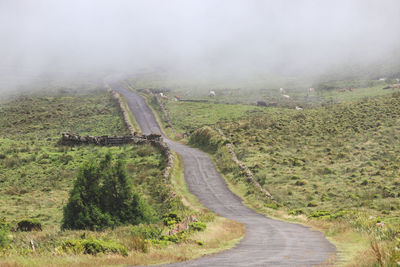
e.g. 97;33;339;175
60;132;173;180
153;93;176;135
216;128;274;200
106;84;174;180
60;132;160;146
108;87;138;135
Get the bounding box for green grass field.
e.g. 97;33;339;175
0;84;245;267
0;90;133;225
143;81;400;266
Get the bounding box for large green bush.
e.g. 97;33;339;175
62;153;155;230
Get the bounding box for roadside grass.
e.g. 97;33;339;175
120;95;141;135
143;83;400;266
170;152;203;211
1;216;243;267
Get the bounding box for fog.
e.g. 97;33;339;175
1;0;400;91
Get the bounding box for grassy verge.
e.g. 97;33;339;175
140;92;180;140
120;95;141;135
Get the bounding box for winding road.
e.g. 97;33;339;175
112;84;336;266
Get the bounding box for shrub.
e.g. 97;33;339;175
189;126;223;152
307;201;318;207
294;180;307;186
17;219;42;231
288;209;304;215
189;222;206;232
382;186;395;198
60;238;128;256
132;224;163;239
160;234;180;243
162;212;181;226
308;210;331;218
265;203;279;209
159;231;188;243
330;210;347;220
62;153;155;231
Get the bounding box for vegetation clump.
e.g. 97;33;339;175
131;224;163;240
62;153;155;231
308;210;331;218
288;209;304;216
162;212;181;226
16;219;42;231
189;126;224;152
189;222;207;232
60;238;128;256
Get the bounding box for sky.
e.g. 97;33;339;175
1;0;400;90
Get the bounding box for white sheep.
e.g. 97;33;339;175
209;90;216;97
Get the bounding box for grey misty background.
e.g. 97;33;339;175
1;0;400;92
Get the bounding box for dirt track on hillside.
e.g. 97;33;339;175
113;85;336;266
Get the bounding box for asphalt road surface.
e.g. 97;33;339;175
113;85;336;267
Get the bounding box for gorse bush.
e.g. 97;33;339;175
62;153;155;231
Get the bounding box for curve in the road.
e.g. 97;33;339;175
113;85;336;267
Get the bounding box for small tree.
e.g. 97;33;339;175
62;153;155;231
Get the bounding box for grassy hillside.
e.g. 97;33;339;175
147;86;400;266
0;86;244;266
127;73;400;109
0;90;132;225
165;101;266;133
219;93;400;216
216;92;400;266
